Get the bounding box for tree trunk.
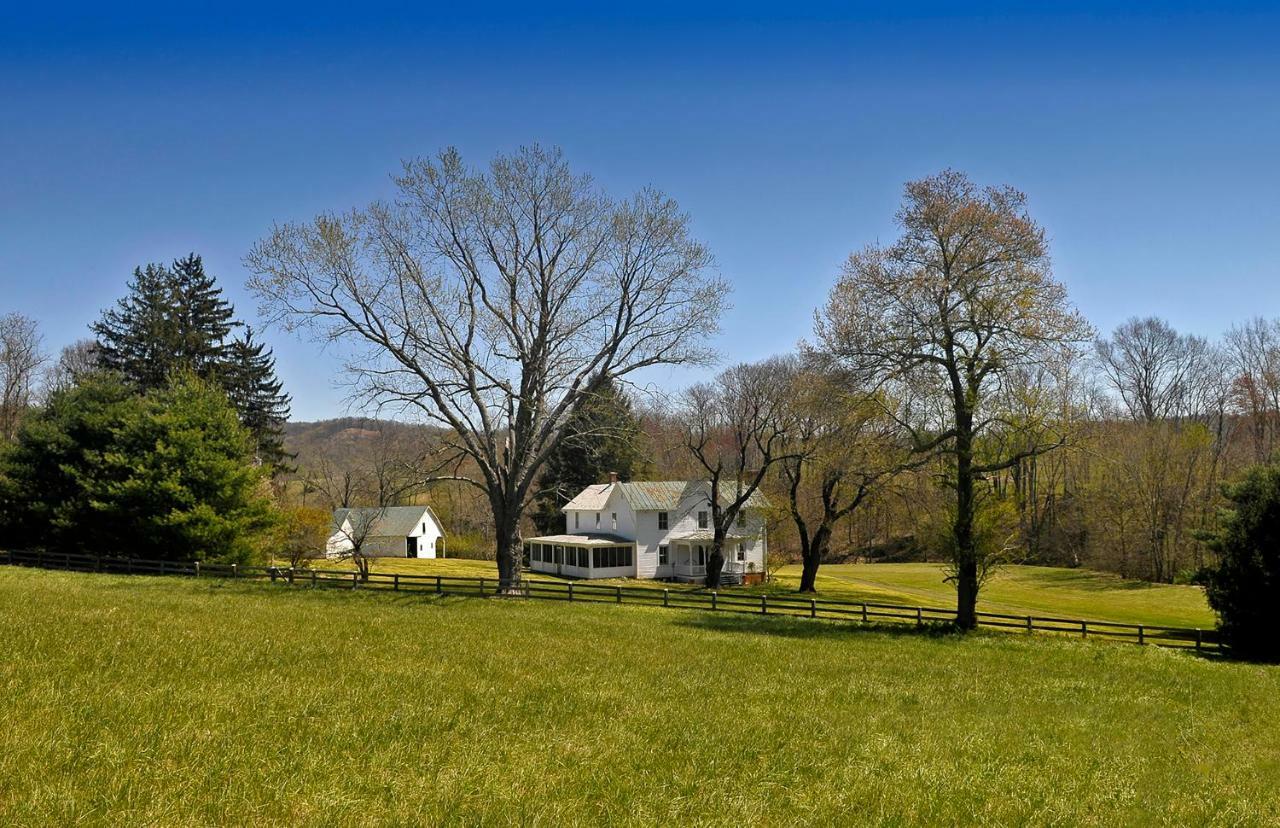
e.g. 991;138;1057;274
798;524;830;593
493;510;523;593
953;419;979;630
704;547;725;589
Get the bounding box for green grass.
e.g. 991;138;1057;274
2;568;1277;826
323;557;1216;629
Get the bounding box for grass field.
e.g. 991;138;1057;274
2;567;1277;826
315;557;1217;629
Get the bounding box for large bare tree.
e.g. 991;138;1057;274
815;170;1091;628
682;357;797;589
247;145;726;589
0;313;45;441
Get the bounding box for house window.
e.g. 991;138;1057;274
658;512;668;530
422;522;427;533
611;512;617;531
659;545;668;565
595;512;600;528
737;544;746;562
575;512;580;530
736;510;746;527
697;511;708;529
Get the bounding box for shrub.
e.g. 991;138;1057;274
1205;463;1280;661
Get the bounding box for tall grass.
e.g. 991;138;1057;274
2;568;1277;825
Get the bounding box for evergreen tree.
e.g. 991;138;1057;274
224;326;292;471
531;376;650;534
0;372;277;564
1205;463;1280;661
92;254;235;389
91;254;291;472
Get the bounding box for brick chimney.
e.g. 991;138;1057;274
608;471;619;484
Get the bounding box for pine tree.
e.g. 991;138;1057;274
92;253;235;389
531;376;650;534
224;326;292;472
91;254;292;473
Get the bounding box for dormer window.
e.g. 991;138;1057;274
697;511;708;529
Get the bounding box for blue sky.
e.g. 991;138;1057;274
3;2;1278;420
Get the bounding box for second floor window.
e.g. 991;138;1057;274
574;512;580;530
697;510;708;529
736;510;746;527
595;512;600;528
611;512;618;531
657;511;668;530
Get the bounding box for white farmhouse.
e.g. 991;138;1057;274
523;477;769;584
327;506;447;559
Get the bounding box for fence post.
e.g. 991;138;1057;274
311;569;318;589
287;567;295;585
810;598;817;619
861;603;868;623
712;591;717;611
761;595;767;615
916;607;923;627
663;588;669;607
436;575;442;595
1026;615;1033;633
568;582;574;602
194;561;200;578
480;577;486;596
616;585;622;604
231;563;237;579
393;574;399;591
1195;629;1203;652
1138;625;1145;645
351;572;357;590
1081;620;1087;638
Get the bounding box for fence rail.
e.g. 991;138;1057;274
0;549;1221;652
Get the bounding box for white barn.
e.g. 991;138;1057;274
523;479;769;584
327;506;447;559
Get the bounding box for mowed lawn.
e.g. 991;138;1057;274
324;557;1216;629
3;569;1277;826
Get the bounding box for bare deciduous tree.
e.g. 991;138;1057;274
248;145;726;589
43;338;99;395
815;170;1091;628
1095;316;1213;423
682;358;798;589
330;507;384;582
1225;317;1280;463
0;313;46;440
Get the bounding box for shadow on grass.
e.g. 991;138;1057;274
1014;569;1162;592
669;610;963;642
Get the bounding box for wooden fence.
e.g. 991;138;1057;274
0;549;1221;652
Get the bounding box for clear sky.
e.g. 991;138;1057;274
3;2;1278;420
